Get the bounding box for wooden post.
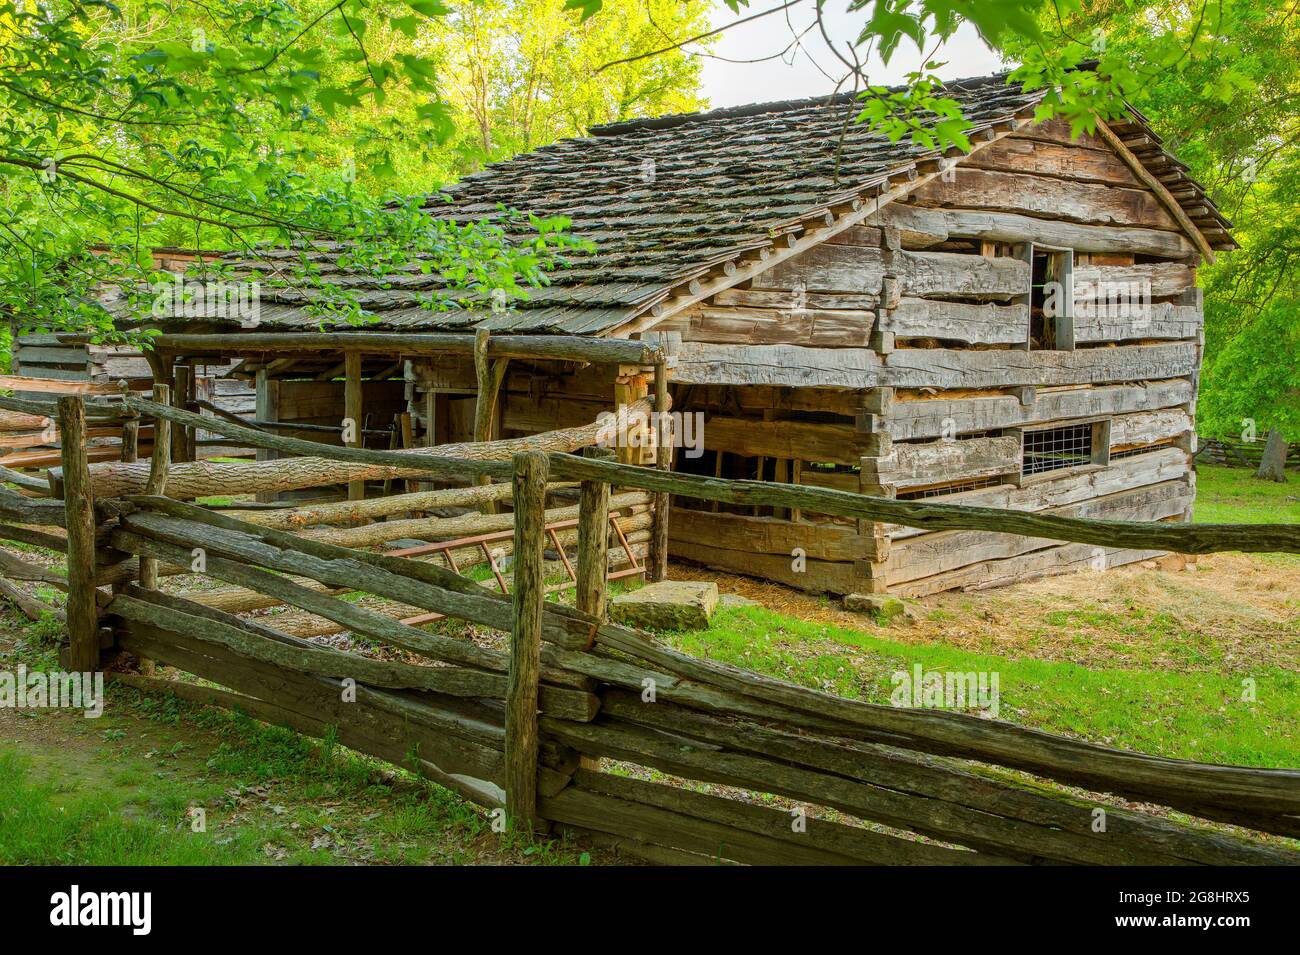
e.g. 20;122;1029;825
135;384;172;675
398;412;415;493
345;351;364;501
506;450;547;832
613;369;648;465
171;364;195;462
422;386;437;493
119;417;139;463
117;379;139;464
577;447;613;619
58;396;99;672
473;328;509;510
254;370;280;504
648;360;671;581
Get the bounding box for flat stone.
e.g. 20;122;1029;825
719;593;761;609
612;581;719;631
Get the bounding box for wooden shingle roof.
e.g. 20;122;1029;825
135;71;1231;338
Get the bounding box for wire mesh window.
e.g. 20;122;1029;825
897;476;1004;500
1022;424;1094;476
1111;442;1171;460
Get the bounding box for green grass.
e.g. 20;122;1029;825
668;605;1300;768
653;464;1300;768
1193;464;1299;525
0;749;275;865
0;611;589;866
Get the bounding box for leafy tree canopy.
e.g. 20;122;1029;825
0;0;708;338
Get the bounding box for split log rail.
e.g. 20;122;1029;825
33;394;1300;865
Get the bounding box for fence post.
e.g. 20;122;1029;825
576;446;612;620
506;450;547;831
139;384;172;591
57;396;99;672
133;383;172;675
171;364;195;462
119;380;140;464
648;359;672;581
344;351;364;501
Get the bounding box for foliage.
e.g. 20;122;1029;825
435;0;710;173
0;0;704;339
1035;1;1300;439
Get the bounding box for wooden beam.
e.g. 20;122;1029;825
254;370;280;504
879;205;1194;257
170;364;195;463
345;351;364;501
1094;119;1217;264
649;360;671;581
0;375;151;395
57;397;99;672
577;448;613;620
507;451;548;832
151;332;665;365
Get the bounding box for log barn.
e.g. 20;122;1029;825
118;72;1234;598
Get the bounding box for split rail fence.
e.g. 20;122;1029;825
17;391;1300;865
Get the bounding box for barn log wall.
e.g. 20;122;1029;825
659;120;1203;596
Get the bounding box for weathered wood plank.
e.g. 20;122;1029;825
703;416;873;466
911;167;1180;230
569;768;963;866
541;781;859;865
895;542;1166;597
894;250;1029;299
506;451;547;831
885;480;1193;584
670;538;866;593
750;243;885;294
58;398;99;672
501;393;610;433
576;453;611;620
595;690;1284;865
883;298;1029;345
881;343;1199;389
964;134;1143;186
669;509;873;562
884;447;1191;540
1073;302;1202;343
711;287;880;311
114;621;508;787
886;380;1194;440
878;204;1195;257
673;305;875;347
1014;118;1110;151
1109;409;1193;449
865;436;1021;490
1074;263;1197;300
725;385;867;418
672;343;881;389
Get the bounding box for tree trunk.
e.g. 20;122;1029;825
1256;428;1289;483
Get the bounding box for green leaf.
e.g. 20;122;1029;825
407;0;451;17
563;0;603;22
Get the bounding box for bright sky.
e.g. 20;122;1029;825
696;0;1009;108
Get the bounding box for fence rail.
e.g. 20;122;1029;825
104;394;1300;554
33;394;1300;865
